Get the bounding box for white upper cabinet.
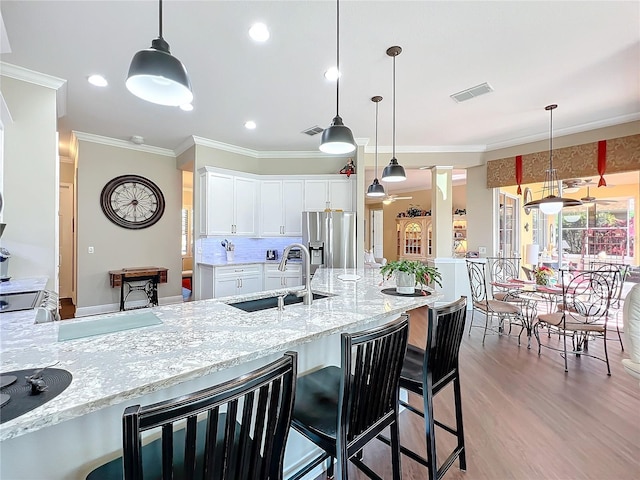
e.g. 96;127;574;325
303;177;353;212
199;169;258;236
260;179;304;236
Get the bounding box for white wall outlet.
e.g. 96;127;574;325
88;246;94;254
478;246;487;254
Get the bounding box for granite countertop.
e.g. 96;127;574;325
0;268;440;441
0;276;48;295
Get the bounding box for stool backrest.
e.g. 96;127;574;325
122;352;297;480
425;297;468;392
339;316;409;444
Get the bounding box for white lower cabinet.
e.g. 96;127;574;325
263;264;303;290
214;264;263;298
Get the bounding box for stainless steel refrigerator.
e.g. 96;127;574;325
302;211;357;275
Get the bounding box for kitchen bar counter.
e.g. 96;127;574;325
0;276;48;295
0;268;440;479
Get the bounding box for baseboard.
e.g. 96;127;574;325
75;295;184;318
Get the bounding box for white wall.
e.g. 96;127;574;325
0;76;59;288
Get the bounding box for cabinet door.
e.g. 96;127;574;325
214;277;238;298
304;180;328;211
328;178;352;211
283;274;303;288
282;180;304;235
260;180;284;236
264;275;284;290
238;275;263;295
234;176;258;236
207;172;235;235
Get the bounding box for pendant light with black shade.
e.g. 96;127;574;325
126;0;193;107
367;96;386;197
381;46;406;182
319;0;356;154
523;104;582;215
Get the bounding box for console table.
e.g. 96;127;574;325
108;267;168;311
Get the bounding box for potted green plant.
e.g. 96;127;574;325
380;259;442;294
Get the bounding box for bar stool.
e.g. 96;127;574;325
86;352;297;480
289;315;409;480
380;297;468;480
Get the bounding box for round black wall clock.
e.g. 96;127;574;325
100;175;165;229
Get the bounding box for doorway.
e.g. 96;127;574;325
59;182;74;300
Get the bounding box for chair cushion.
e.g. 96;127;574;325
86;414;246;479
474;299;520;314
292;366;341;440
399;344;424;394
537;312;605;332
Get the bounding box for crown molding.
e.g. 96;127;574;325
365;144;487;154
72;131;176;157
0;62;65;90
485;113;640;151
181;135;352;159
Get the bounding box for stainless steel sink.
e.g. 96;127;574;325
228;292;330;312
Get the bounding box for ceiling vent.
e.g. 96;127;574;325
450;82;494;103
302;126;324;136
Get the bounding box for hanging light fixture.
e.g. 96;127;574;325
126;0;193;107
367;96;386;197
319;0;356;154
523;104;581;215
381;46;406;182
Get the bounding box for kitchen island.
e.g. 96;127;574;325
0;268;441;479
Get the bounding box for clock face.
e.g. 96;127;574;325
100;175;165;229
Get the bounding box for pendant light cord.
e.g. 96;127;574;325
392;53;396;159
335;0;340;116
375;100;379;176
158;0;163;38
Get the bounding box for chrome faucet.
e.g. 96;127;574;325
279;243;312;305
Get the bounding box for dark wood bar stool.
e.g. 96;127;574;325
380;297;468;480
86;352;297;480
289;315;409;480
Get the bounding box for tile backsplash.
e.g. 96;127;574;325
197;237;303;264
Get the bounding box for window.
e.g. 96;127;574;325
498;192;520;257
181;208;193;256
561;197;634;261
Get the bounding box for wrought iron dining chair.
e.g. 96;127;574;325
86;352;297;480
591;261;629;350
289;316;409;480
378;297;468;480
465;259;523;345
487;256;521;303
535;270;615;375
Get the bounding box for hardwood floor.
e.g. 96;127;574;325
311;310;640;480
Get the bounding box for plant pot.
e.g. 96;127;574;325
396;272;416;294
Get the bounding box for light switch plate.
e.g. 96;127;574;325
478;246;487;254
88;246;94;254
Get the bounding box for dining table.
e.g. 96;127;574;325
491;279;565;349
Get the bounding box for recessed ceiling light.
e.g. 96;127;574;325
324;67;340;81
130;135;144;145
88;74;108;87
180;103;194;112
245;121;257;130
249;23;270;42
